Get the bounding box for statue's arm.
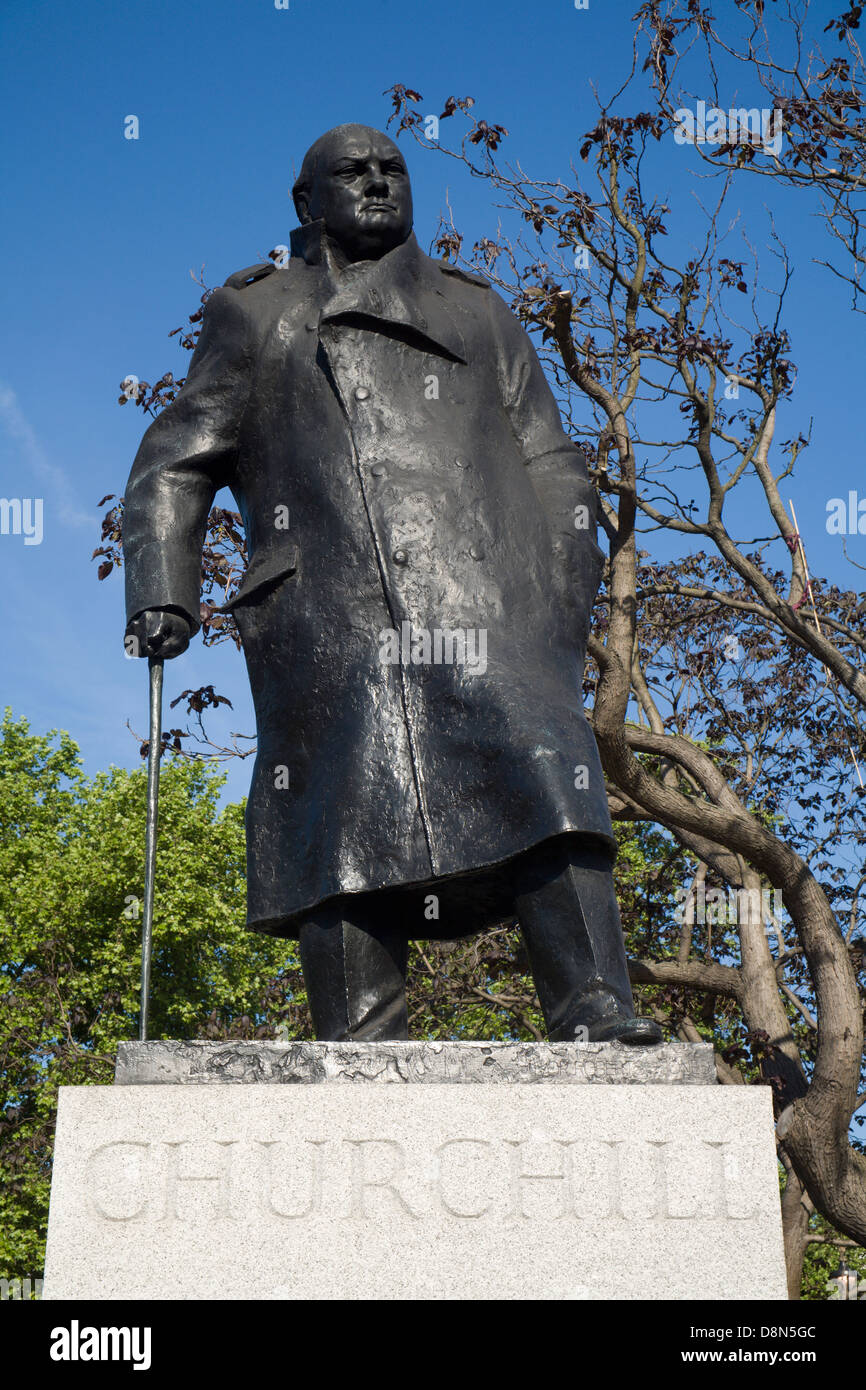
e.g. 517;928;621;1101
123;286;253;645
490;289;605;642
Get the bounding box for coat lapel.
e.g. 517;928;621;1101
292;223;467;364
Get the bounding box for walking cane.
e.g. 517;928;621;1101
139;655;164;1041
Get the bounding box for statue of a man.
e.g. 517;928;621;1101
123;123;661;1046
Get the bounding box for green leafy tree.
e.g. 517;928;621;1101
800;1211;866;1301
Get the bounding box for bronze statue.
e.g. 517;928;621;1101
123;124;662;1046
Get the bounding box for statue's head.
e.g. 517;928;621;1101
292;124;413;262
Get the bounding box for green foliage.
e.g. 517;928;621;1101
0;710;298;1282
407;926;545;1041
800;1212;866;1301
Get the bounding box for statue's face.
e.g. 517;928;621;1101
304;130;413;262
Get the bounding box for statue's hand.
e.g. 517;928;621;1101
125;608;191;660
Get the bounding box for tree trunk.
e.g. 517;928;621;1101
780;1152;812;1300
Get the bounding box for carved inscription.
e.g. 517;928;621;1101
85;1133;762;1225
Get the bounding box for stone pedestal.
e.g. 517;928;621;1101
43;1041;787;1301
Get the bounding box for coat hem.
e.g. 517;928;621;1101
244;825;617;941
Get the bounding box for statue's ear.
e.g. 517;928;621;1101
292;187;311;225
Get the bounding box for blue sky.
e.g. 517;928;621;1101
0;0;862;804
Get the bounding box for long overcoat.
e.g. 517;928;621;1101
123;223;614;937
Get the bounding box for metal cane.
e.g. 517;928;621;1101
139;655;164;1041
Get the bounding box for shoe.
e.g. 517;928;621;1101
586;1014;663;1045
549;986;664;1046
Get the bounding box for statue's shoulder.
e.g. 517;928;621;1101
436;260;490;290
222;261;279;291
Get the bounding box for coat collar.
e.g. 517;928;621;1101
290;222;466;363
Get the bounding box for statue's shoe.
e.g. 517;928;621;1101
585;1014;663;1045
550;986;664;1046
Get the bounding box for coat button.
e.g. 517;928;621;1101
392;548;409;565
455;457;468;468
354;386;371;401
305;321;317;332
469;544;485;561
370;462;388;478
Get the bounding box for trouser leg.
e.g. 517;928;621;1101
514;836;661;1044
297;895;409;1041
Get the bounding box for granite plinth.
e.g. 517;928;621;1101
114;1039;716;1086
43;1041;787;1301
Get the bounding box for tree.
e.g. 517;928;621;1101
799;1207;866;1299
636;0;866;309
